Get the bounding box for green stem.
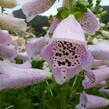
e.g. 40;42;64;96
68;0;76;12
59;82;69;109
72;73;79;89
46;81;54;97
68;0;72;9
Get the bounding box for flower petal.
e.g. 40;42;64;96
92;59;109;69
22;0;55;22
0;14;27;33
0;30;12;44
89;40;109;60
81;9;100;35
0;60;52;90
99;87;109;95
41;15;93;84
83;67;109;89
76;92;109;109
26;36;49;60
0;44;17;59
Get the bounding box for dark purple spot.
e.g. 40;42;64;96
55;53;59;56
68;62;71;66
58;61;61;66
61;61;65;65
75;55;78;58
72;47;76;50
65;59;69;63
72;51;75;55
64;76;66;79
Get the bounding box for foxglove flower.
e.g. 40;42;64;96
0;60;52;90
0;30;17;59
83;67;109;89
26;36;49;60
99;87;109;95
41;15;93;84
22;0;56;22
95;81;106;88
0;14;27;33
0;44;17;59
0;30;12;44
76;92;109;109
92;59;109;69
80;9;100;35
0;0;17;8
89;40;109;60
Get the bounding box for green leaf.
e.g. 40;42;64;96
73;11;83;21
78;0;89;6
61;10;69;19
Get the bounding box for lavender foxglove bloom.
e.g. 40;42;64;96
0;60;52;90
41;15;93;84
0;44;17;59
0;14;27;33
0;30;12;44
89;40;109;60
0;0;17;8
81;9;100;35
95;81;106;88
76;92;109;109
99;87;109;95
26;36;49;60
22;0;56;22
92;59;109;69
83;67;109;89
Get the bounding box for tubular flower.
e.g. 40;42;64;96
76;92;109;109
22;0;56;22
99;87;109;95
0;60;52;90
92;59;109;69
0;44;17;59
41;15;93;84
83;67;109;89
26;36;49;60
0;14;27;33
80;9;100;35
0;30;12;44
0;0;17;8
0;30;17;59
89;40;109;60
